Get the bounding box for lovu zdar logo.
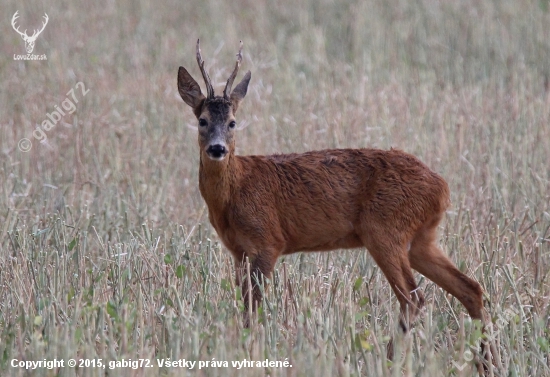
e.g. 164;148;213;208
12;10;48;60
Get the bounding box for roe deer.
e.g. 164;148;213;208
177;40;489;369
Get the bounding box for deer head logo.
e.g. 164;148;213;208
11;11;49;54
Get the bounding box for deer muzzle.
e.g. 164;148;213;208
206;144;228;161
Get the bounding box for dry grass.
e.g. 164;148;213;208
1;0;549;376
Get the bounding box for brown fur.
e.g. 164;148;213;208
177;42;489;371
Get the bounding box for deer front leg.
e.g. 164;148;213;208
235;251;278;327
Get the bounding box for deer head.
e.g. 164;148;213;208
178;40;251;161
11;11;49;54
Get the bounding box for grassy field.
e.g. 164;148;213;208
1;0;550;375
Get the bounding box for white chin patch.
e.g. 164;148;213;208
207;154;226;161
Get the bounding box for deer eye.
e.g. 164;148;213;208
199;119;207;127
229;121;236;129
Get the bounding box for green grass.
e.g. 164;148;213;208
1;0;549;375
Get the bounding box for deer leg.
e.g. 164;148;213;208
408;226;483;323
361;233;424;359
408;224;493;373
235;251;278;327
363;236;424;329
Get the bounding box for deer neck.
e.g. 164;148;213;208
199;151;240;210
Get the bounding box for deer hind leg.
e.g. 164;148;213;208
362;233;424;331
363;235;425;360
408;221;483;321
408;218;494;373
360;230;425;361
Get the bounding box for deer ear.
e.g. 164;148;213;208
230;71;251;115
178;66;206;117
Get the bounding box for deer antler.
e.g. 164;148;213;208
11;11;27;39
196;39;214;99
223;41;243;99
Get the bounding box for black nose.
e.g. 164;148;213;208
206;144;227;159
